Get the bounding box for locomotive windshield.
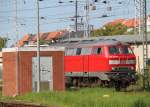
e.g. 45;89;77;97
122;46;133;54
109;46;133;54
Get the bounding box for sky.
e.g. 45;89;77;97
0;0;150;46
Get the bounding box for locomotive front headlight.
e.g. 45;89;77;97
109;60;120;64
126;60;136;64
112;67;115;70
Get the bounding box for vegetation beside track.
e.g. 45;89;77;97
0;88;149;107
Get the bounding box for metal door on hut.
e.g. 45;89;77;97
32;57;53;92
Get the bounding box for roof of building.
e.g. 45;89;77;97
123;19;139;27
17;34;31;47
45;31;64;41
21;34;31;41
18;29;150;47
107;18;139;28
17;40;24;47
107;19;125;26
18;31;65;46
31;33;46;41
2;47;65;52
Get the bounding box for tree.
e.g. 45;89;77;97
39;38;48;45
92;23;129;37
0;37;8;51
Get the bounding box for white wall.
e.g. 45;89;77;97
131;44;150;74
147;16;150;32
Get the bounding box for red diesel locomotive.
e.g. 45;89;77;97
62;39;136;90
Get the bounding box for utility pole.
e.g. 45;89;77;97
36;0;41;92
75;0;78;34
14;0;19;95
84;0;90;38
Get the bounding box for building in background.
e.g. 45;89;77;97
0;52;2;80
17;30;85;47
104;16;150;32
2;47;65;96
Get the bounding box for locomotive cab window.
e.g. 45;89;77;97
66;48;76;56
109;46;120;54
76;48;82;55
81;48;92;55
97;48;102;54
93;47;103;54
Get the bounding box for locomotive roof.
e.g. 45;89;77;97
60;34;150;44
51;39;129;48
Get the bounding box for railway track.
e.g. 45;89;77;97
0;101;47;107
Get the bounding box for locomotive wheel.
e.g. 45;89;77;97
73;78;78;87
114;80;121;91
114;79;129;91
97;79;102;86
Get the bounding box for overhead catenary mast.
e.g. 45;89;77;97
134;0;140;35
135;0;149;89
75;0;78;34
84;0;96;38
141;0;149;90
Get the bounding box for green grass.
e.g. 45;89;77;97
1;88;149;107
